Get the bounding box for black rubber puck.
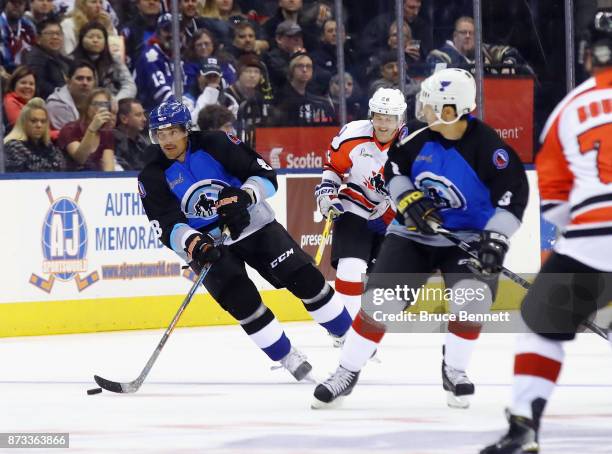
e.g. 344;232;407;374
87;387;102;395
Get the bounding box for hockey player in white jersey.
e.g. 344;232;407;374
481;11;612;454
314;88;406;323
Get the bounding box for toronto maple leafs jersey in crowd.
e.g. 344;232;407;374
134;43;179;111
384;116;529;246
137;131;277;261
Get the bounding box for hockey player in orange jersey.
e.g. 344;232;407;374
481;10;612;454
314;88;407;328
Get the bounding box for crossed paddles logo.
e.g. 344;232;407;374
30;186;99;293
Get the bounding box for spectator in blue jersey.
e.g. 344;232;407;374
3;97;65;172
0;0;37;71
24;18;72;99
120;0;161;69
71;21;136;100
183;28;237;99
134;13;186;111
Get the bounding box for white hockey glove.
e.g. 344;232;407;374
315;180;344;219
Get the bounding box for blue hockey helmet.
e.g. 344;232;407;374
149;100;192;143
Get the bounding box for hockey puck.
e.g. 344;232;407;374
87;387;102;395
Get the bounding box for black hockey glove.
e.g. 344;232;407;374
396;190;442;235
476;231;509;276
216;187;252;240
185;233;221;273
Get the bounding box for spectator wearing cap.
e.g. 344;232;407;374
0;0;37;72
273;50;334;126
24;18;72;99
113;98;152;170
262;0;325;52
226;54;272;145
120;0;161;69
60;0;118;55
191;56;239;126
184;28;237;99
263;19;304;90
368;50;419;119
197;104;236;133
134;13;185;111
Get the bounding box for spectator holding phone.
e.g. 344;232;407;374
57;87;115;170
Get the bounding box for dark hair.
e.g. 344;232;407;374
184;28;217;61
36;16;62;35
117;97;140;118
7;65;35;92
197;104;235;131
67;59;97;79
71;21;114;83
231;20;255;39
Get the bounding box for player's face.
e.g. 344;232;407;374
155;126;188;161
372;113;400;143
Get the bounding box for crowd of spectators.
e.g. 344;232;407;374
0;0;571;172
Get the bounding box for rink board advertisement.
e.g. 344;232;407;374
1;172;540;337
0;175;305;337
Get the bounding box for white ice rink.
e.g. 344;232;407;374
1;321;611;453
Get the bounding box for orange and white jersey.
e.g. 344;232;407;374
322;120;400;219
537;68;612;270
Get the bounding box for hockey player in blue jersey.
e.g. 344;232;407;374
313;68;529;408
134;14;184;111
137;100;353;380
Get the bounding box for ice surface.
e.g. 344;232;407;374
1;321;611;453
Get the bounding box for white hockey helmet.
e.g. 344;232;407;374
368;87;407;120
415;68;476;124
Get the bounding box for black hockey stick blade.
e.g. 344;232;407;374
94;374;137;393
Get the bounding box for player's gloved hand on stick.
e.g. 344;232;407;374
185;233;221;273
396;190;442;235
315;181;344;219
216;186;252;240
476;231;509;275
367;199;396;235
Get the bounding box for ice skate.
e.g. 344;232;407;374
311;365;360;409
442;359;474;409
272;347;313;382
480;411;539;453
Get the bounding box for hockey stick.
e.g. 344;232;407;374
314;214;334;266
94;234;227;393
435;227;609;340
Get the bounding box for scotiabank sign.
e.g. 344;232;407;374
256;76;535;167
255;127;338;169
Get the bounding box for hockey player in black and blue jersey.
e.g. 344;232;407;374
137;100;353;380
313;68;529;409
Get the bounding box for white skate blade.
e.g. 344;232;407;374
446;392;470;409
311;395;345;410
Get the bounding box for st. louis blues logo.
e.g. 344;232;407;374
492;148;510;169
30;186;99;293
439;81;452;92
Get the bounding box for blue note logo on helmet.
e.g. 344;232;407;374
149;101;192;143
